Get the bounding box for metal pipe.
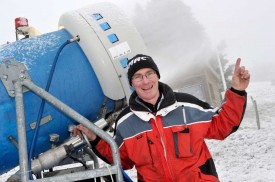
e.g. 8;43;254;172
84;147;99;169
83;147;101;182
251;96;260;129
253;100;260;129
8;135;19;149
14;81;29;182
22;80;123;182
94;118;108;129
34;165;119;182
31;136;85;174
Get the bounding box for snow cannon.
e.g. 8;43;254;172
0;2;147;180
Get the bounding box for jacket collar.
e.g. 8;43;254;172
129;82;179;121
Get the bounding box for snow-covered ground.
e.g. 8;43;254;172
1;81;275;181
207;81;275;181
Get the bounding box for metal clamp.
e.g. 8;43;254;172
0;58;30;97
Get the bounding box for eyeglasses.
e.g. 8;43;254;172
132;70;157;82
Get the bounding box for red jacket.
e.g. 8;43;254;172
92;82;247;181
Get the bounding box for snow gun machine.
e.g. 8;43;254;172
0;3;147;182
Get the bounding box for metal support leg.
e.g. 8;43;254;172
14;81;30;182
251;96;260;129
22;80;124;182
84;147;99;169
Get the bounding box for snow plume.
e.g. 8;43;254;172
132;0;215;88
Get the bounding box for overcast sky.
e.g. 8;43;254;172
183;0;275;82
1;0;274;82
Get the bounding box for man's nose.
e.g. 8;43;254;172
141;75;150;83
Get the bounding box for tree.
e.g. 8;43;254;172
131;0;233;104
132;0;211;85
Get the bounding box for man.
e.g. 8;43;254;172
75;54;250;181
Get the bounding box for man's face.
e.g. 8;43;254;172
131;68;160;105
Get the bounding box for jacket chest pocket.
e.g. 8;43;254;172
171;126;193;158
128;133;153;167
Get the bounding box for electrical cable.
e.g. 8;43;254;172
26;35;132;182
28;36;80;179
105;164;114;182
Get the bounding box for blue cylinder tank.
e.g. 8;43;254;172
0;2;149;175
0;29;115;174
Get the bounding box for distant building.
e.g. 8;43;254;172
171;60;223;108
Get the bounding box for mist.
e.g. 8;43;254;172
182;0;275;83
127;0;275;85
129;0;219;89
1;0;274;84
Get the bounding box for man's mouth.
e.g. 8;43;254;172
142;85;153;91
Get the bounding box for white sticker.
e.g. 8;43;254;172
109;41;131;60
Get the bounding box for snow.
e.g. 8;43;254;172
1;81;275;181
0;34;61;70
206;81;275;181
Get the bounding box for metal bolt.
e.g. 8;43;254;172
19;73;26;80
2;75;8;80
49;133;59;148
68;125;75;137
68;125;75;133
50;133;59;142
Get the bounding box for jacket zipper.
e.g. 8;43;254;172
154;116;174;181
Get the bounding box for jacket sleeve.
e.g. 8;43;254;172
205;88;247;139
91;131;135;170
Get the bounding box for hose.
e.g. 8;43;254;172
28;36;80;179
121;166;133;182
27;35;132;182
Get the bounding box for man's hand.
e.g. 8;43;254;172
231;58;250;91
74;124;97;141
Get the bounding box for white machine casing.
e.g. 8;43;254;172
59;2;148;102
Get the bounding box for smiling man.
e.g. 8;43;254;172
127;55;161;106
75;54;250;181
